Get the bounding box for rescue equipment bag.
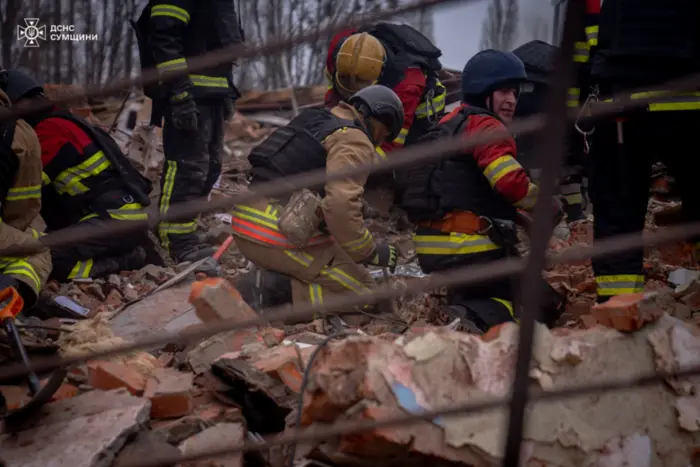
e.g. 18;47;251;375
276;188;324;248
358;22;442;74
48;110;153;207
0;118;17;202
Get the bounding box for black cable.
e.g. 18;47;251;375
287;331;354;467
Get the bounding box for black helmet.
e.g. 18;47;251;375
461;49;528;101
4;69;44;103
348;85;404;142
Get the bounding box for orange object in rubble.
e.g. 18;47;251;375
188;277;258;324
0;286;24;320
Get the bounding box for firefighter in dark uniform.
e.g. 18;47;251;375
134;0;243;263
398;50;564;333
3;70;159;282
585;0;700;301
513;40;587;222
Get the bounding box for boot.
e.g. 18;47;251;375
174;245;216;264
234;266;292;313
442;305;485;335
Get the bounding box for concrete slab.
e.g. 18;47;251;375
0;389;150;467
179;423;245;467
109;280;202;341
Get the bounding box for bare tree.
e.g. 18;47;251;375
480;0;519;50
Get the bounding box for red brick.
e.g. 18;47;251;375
482;323;508;342
579;314;599;329
144;368;194;419
189;277;258;324
0;385;29;410
50;383;79;401
590;293;662;332
87;360;147;395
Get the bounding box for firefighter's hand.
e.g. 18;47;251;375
365;244;399;272
194;256;222;279
169;91;199;131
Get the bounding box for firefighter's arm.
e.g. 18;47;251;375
148;0;193;94
0;218;51;306
321;128;376;262
3;120;43;232
470;117;538;210
377;68;426;158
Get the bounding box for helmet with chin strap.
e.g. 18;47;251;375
348;84;404;143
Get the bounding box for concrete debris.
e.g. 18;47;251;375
178;423;245;467
113;430;180;467
294;317;700;466
0;389;150;467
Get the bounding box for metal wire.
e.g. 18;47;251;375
2;217;700;383
502;2;581;462
123;361;700;467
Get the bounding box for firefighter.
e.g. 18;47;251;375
513;40;587;223
584;0;700;301
3;70;158;282
0;69;51;309
231;85;403;318
134;0;243;263
324;24;446;161
397;50;564;333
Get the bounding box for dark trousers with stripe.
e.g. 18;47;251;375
50;217;152;282
159;99;225;257
589;110;700;300
415;228;517;331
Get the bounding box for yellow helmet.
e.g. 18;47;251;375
334;33;386;99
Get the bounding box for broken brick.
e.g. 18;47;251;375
104;288;124;309
50;383;79;401
189;277;259;324
590;293;662;332
0;385;29;410
144;368;194;419
579;314;599;329
87;360;147;395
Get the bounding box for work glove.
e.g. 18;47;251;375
223;97;235;122
194;256;222;280
364;244;399;273
169;90;199;131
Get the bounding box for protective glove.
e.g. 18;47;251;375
169;90;199;131
364;243;399;273
194;256;222;280
223;97;235;122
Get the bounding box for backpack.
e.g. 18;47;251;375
49;110;153;206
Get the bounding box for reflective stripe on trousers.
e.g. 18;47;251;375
68;259;94;280
595;274;644;297
80;202;149;222
285;250;371;296
0;258;41;291
158;160;197;251
414;232;500;255
604;91;700;112
231;204;331;249
560;182;583;206
490;297;517;322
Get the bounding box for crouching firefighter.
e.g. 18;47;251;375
398;50;565;333
231;85;404;319
134;0;243;263
3;70;158;282
0;70;51;311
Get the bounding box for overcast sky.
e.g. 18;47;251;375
433;0;556;70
